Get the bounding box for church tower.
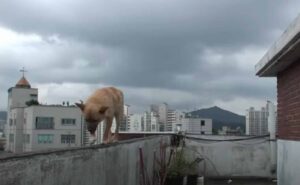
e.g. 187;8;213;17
7;68;38;110
6;68;38;152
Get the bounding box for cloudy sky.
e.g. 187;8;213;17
0;0;299;115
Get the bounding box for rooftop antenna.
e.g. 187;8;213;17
20;67;27;77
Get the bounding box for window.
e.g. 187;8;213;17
30;94;37;98
9;134;14;142
201;120;205;126
35;117;54;129
37;134;53;144
23;134;30;143
9;119;13;126
201;131;205;135
61;118;76;125
61;134;76;144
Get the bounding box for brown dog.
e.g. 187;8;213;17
76;87;124;144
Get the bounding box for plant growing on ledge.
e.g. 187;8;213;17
138;138;202;185
165;148;186;185
25;99;39;106
165;136;203;185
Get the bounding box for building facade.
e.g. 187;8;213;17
119;104;130;131
5;75;84;153
129;114;143;132
150;112;159;132
180;117;212;135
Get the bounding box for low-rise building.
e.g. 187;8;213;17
6;105;83;153
5;73;85;153
180;117;212;135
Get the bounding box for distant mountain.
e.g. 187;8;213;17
0;111;7;121
188;106;245;133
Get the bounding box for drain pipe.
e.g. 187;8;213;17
267;101;277;175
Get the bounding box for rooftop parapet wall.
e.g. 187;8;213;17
185;135;275;178
0;136;170;185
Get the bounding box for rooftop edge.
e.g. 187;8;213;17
255;14;300;77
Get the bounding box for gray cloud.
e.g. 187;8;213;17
0;0;299;114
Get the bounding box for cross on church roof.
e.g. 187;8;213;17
20;67;27;77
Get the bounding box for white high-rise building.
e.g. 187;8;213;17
119;104;130;131
246;104;269;136
143;111;151;131
167;110;180;132
151;103;178;132
158;103;168;131
150;112;159;132
129;114;143;132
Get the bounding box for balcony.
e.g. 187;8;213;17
0;134;277;185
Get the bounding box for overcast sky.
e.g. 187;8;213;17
0;0;299;115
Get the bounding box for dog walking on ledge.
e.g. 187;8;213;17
76;87;124;144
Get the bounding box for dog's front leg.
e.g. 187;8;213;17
103;117;113;144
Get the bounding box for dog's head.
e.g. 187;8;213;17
75;100;108;135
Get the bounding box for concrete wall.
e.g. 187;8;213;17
277;139;300;185
0;136;170;185
185;135;275;178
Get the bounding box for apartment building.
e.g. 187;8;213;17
246;106;269;136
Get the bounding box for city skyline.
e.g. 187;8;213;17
1;1;300;114
1;72;277;116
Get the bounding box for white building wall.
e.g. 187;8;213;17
6;87;38;152
143;112;151;132
150;112;159;132
8;87;38;110
180;118;212;134
6;108;24;153
129;114;143;132
23;106;83;152
167;110;176;132
158;103;168;131
278;140;300;185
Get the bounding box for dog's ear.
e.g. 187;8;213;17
99;106;108;114
75;100;85;111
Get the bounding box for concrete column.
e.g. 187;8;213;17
267;101;277;175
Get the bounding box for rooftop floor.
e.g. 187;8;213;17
205;178;277;185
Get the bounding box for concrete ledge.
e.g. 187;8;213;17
256;14;300;76
0;135;168;161
0;135;171;185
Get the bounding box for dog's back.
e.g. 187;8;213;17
86;87;124;117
